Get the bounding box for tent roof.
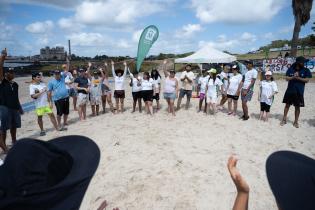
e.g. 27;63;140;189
175;46;236;64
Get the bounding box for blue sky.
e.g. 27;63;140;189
0;0;314;57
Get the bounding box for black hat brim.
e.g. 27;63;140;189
266;151;315;210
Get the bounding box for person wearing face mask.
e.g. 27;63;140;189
280;56;312;128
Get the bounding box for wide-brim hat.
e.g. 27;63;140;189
0;135;100;210
266;151;315;210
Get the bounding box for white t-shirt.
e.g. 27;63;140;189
260;81;278;105
180;71;195;90
64;72;73;90
152;77;161;93
114;76;125;90
227;74;243;96
142;78;154;91
207;78;223;97
242;68;258;90
198;75;209;94
219;72;231;91
131;77;142;92
29;82;49;108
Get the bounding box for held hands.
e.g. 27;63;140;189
242;89;248;97
227;156;250;194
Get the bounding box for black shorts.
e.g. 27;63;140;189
142;90;153;102
132;91;142;100
227;94;239;100
55;97;70;116
114;90;125;99
282;90;304;107
152;93;160;101
260;102;271;112
179;89;192;99
7;108;21;129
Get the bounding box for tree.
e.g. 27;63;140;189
312;22;315;32
291;0;313;57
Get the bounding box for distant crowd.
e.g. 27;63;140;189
0;47;313;153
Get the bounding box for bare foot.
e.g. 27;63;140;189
293;122;299;128
280;119;287;126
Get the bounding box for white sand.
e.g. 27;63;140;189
10;75;315;210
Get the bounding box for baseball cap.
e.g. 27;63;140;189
208;68;217;74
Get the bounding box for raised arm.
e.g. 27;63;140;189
103;62;109;78
86;62;92;79
162;60;169;77
0;48;7;81
99;68;105;80
111;61;116;77
227;156;249;210
123;61;127;77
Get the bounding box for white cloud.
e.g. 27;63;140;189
262;32;274;39
132;30;142;42
74;0;168;26
58;17;84;31
25;20;54;34
240;32;256;42
191;0;286;23
67;32;106;47
6;0;80;9
175;24;203;38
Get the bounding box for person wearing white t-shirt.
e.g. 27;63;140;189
177;64;194;110
206;68;223;115
241;60;258;120
102;62;115;113
129;71;142;113
30;73;60;136
142;72;154;115
151;69;162;111
197;70;209;113
258;71;278;122
111;61;127;113
227;65;243;116
218;65;231;109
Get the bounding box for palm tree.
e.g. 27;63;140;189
291;0;313;57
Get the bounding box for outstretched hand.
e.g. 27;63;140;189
227;156;249;194
88;62;92;68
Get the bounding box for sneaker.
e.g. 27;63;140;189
40;131;46;136
243;116;250;121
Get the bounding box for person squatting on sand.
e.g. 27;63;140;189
29;72;61;136
227;65;243;116
74;68;90;121
0;48;24;152
47;69;69;128
206;68;223;115
129;70;143;113
162;60;179;116
228;151;315;210
111;61;127;113
177;64;194;110
258;70;278;122
197;68;209;113
141;71;154;115
241;60;258;121
280;56;312;128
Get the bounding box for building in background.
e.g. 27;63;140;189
40;46;66;60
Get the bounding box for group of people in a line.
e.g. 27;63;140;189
0;47;312;153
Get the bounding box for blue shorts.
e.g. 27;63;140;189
69;88;78;97
164;92;176;100
241;89;254;102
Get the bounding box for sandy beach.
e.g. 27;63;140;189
9;75;315;210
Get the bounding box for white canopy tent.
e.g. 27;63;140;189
174;46;236;64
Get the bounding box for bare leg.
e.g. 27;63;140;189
10;127;17;144
212;103;217;114
78;106;83;121
115;98;119;113
148;101;153;115
265;112;269;122
56;115;62;128
233;100;238;115
228;98;232;114
132;99;136;113
107;94;114;112
63;114;68;125
198;99;203;112
185;97;191;110
37;116;44;131
293;106;300;128
73;96;77;111
242;101;249;118
102;95;106;113
157;100;160;110
281;104;290;125
121;98;124;112
259;111;263;120
176;96;183;110
0;132;7;152
91;105;96;116
48;113;59;130
206;103;211;115
82;104;87;120
220;95;228;106
138;98;142;113
170;99;176;116
96;105;100;115
166;99;171;113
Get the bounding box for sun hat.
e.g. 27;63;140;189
266;151;315;210
0;135;100;210
265;71;272;76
